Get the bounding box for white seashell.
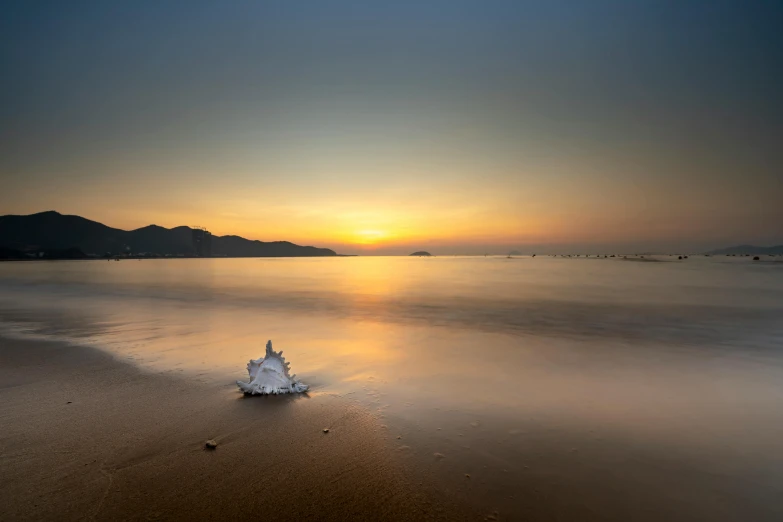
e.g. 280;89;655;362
236;340;309;395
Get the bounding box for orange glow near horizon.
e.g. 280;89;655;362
9;195;713;255
352;230;391;245
6;156;780;255
3;2;782;256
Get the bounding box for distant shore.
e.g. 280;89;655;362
0;255;352;262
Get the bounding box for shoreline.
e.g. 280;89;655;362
2;295;782;522
0;255;341;262
0;336;467;521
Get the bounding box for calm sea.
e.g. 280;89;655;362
2;256;783;519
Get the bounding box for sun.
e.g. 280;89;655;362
354;229;389;245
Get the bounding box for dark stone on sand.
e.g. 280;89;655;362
205;439;217;449
753;256;760;261
323;428;330;433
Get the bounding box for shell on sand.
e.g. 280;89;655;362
236;340;309;395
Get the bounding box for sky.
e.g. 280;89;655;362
1;0;782;255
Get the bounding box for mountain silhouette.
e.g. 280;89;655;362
0;211;336;257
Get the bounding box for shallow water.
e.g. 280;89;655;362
2;256;783;519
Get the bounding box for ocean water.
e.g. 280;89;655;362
2;256;783;519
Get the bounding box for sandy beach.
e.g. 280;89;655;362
4;335;783;522
0;337;467;521
2;257;783;521
4;0;783;518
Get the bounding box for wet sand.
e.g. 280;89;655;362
2;334;783;521
0;337;465;521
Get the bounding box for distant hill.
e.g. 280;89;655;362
705;244;783;256
409;251;432;256
0;211;337;257
1;246;90;260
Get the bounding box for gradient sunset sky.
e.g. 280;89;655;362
2;1;781;254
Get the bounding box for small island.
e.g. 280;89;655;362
409;251;432;257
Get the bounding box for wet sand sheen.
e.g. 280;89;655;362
0;337;466;521
2;258;783;520
3;336;783;521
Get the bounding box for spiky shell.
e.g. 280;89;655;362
237;340;309;395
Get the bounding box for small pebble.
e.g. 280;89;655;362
205;440;217;449
465;474;471;479
322;428;329;433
